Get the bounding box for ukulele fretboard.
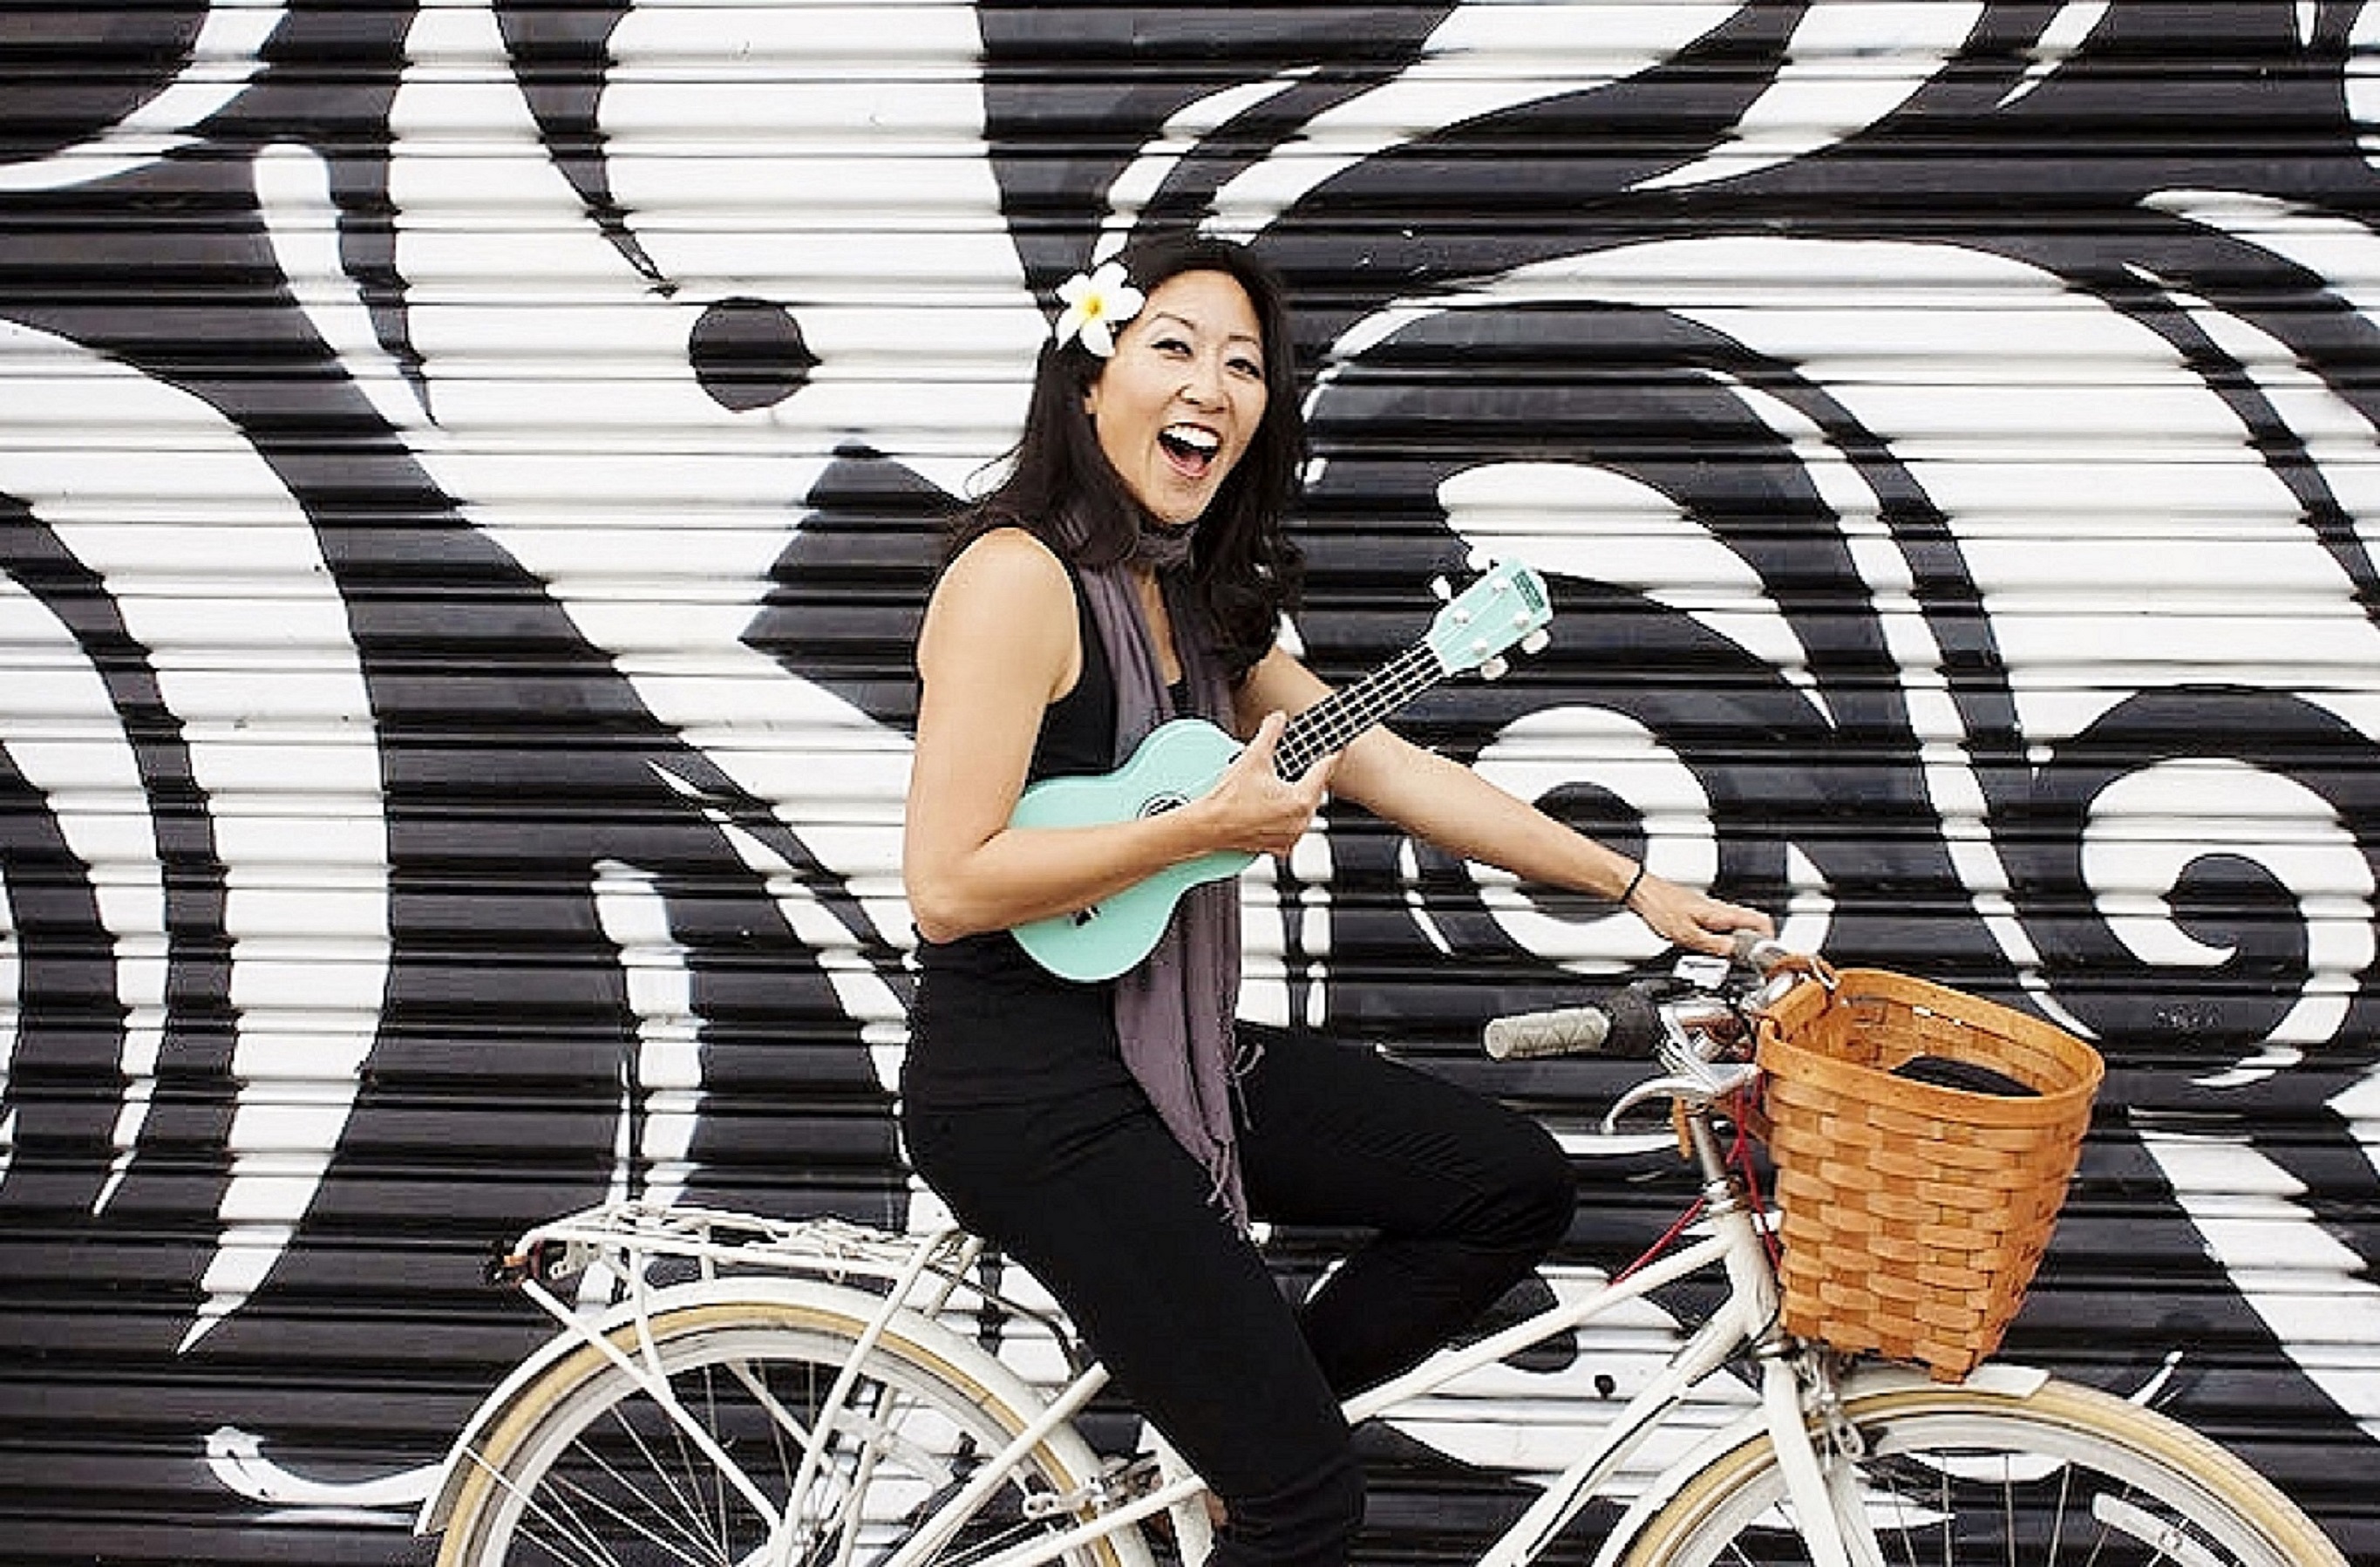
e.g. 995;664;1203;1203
1273;642;1438;779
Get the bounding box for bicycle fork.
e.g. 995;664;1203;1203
1752;1353;1887;1567
1684;1114;1887;1567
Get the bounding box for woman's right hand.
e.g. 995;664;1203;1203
1195;711;1333;859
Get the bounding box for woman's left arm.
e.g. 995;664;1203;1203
1234;647;1772;956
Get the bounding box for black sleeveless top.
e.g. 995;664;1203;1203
904;570;1138;1106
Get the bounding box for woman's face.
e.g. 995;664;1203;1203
1084;269;1269;528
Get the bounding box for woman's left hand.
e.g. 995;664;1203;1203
1625;873;1774;957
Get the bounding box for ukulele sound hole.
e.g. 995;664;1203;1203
1139;794;1190;817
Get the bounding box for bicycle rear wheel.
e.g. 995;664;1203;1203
437;1297;1143;1567
1623;1376;2347;1566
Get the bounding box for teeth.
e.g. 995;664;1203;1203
1164;425;1221;453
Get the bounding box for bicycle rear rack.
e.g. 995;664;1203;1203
486;1198;1097;1373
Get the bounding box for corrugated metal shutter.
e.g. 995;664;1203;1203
0;2;2373;1561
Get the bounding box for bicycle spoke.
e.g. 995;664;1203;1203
470;1442;707;1567
441;1304;1129;1567
613;1393;730;1558
1997;1455;2014;1567
1628;1382;2342;1566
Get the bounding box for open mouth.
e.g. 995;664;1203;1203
1159;423;1221;478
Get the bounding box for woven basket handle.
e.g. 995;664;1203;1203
1748;950;1839;1039
1760;949;1837;989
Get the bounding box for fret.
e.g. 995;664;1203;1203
1271;642;1438;780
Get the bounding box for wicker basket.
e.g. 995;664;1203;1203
1749;964;2103;1380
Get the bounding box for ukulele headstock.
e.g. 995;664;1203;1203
1425;555;1554;680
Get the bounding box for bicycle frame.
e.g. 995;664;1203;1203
420;920;2365;1567
420;1096;1892;1567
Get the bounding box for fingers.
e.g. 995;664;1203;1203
1208;711;1329;858
1236;710;1332;798
1244;709;1289;753
1230;711;1290;784
1710;900;1776;938
1697;913;1771;956
1634;875;1775;954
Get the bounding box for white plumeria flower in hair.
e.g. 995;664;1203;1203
1053;262;1145;358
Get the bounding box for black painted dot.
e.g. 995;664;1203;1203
690;297;818;412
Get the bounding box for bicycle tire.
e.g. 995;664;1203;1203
1622;1375;2348;1566
437;1297;1144;1567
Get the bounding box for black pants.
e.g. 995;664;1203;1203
901;1026;1577;1567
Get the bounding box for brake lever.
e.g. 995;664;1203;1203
1603;1059;1759;1131
1597;978;1760;1133
1661;996;1745;1053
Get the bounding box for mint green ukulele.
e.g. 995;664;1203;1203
1009;559;1554;981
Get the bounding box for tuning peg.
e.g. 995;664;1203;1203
1520;630;1549;655
1478;656;1509;681
1430;576;1452;602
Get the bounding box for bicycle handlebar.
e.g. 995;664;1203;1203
1480;930;1790;1062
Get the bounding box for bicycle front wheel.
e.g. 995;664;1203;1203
438;1297;1143;1567
1624;1375;2348;1566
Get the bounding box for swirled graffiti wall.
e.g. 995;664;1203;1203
1;2;2376;1560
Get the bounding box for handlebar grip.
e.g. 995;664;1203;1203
1483;985;1663;1059
1482;1006;1609;1060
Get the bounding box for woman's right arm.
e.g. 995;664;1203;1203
901;530;1324;946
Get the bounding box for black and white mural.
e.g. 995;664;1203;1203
1;2;2375;1560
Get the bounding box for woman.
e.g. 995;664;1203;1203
901;235;1771;1567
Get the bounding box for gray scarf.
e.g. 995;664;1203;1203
1074;525;1254;1227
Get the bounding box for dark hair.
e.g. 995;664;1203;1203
951;235;1306;679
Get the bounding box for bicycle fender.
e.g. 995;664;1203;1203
1584;1360;2052;1567
413;1272;1113;1539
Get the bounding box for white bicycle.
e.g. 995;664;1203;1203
415;942;2351;1567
